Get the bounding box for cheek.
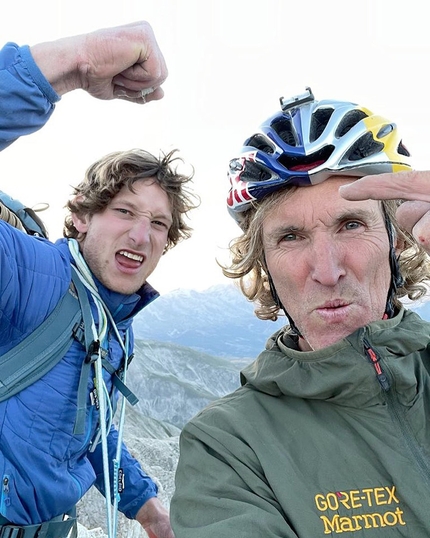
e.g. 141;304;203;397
267;252;305;295
359;241;391;280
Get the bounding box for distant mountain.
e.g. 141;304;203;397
133;283;285;361
129;339;242;429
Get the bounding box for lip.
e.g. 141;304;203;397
317;299;350;309
314;300;352;322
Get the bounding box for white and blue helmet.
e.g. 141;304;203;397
227;87;412;223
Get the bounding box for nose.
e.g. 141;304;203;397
128;217;151;246
309;236;346;286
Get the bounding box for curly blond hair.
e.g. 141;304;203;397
221;186;430;321
64;148;199;252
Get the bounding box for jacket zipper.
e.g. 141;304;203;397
1;475;9;513
363;338;430;487
363;338;390;391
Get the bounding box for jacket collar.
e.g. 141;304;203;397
240;308;430;408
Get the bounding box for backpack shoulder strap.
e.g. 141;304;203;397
0;269;88;401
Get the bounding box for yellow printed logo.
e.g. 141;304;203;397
314;486;406;534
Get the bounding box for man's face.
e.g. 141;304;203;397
72;179;172;295
262;176;393;351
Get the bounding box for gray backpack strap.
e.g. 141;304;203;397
71;265;99;435
0;265;98;436
0;274;82;401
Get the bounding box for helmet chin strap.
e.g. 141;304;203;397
266;211;402;339
266;271;302;337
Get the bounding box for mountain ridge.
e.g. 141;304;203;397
133;282;285;360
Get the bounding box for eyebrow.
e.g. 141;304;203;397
112;198;173;224
265;207;381;239
333;207;379;224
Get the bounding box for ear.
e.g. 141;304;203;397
71;211;90;234
70;194;91;234
394;234;406;257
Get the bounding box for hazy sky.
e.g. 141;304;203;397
0;0;428;293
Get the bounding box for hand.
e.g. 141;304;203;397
30;21;168;104
340;170;430;252
135;497;175;538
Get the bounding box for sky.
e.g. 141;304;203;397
0;0;429;294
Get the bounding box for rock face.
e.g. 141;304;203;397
77;339;243;537
77;417;179;538
129;340;244;428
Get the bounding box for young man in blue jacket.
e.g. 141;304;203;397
0;21;197;538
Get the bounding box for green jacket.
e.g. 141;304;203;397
171;308;430;537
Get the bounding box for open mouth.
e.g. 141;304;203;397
116;250;144;269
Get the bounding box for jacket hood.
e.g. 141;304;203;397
240;308;430;408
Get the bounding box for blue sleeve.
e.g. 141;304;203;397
0;223;71;353
88;425;159;520
0;42;60;150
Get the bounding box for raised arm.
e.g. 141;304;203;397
30;21;167;103
0;21;168;149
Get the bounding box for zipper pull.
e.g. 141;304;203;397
363;339;390;391
2;476;10;509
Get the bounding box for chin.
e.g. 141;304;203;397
99;277;143;296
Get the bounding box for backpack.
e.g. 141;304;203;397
0;190;49;238
0;192;138;432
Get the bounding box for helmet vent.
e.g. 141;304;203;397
346;132;384;161
243;161;272;182
278;145;335;171
336;110;368;138
271;118;298;146
246;134;275;154
310;108;334;142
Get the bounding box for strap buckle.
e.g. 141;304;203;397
0;525;25;538
84;340;100;363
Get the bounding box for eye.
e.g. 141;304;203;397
344;221;362;230
114;207;131;215
152;219;169;230
281;232;298;242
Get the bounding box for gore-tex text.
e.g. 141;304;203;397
315;485;406;534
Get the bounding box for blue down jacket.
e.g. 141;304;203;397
0;42;160;524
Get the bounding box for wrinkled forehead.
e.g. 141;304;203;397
260;176;385;227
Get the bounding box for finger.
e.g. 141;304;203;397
112;41;168;88
339;170;430;202
397;201;430;235
113;61;167;89
411;210;430;254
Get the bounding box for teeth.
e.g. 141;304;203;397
119;250;143;262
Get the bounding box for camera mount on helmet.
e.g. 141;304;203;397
279;87;315;112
